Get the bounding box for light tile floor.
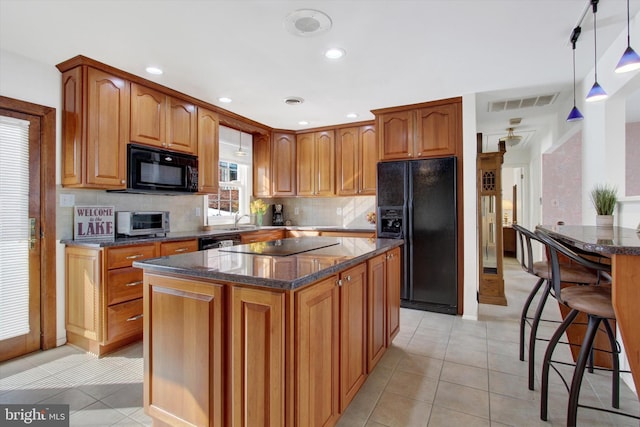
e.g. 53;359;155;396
1;258;638;426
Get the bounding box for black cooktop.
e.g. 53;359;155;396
219;237;340;256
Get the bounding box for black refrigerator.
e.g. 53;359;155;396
377;157;457;314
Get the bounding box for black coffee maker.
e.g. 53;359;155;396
272;204;284;226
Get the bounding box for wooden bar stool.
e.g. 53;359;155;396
536;230;638;426
513;224;602;390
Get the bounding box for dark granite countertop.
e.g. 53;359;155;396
537;225;640;256
61;225;377;248
133;236;403;291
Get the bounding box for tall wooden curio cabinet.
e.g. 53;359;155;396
477;138;507;305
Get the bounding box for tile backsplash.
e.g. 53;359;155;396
56;188;377;240
56;187;205;240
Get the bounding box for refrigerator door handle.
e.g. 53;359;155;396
406;199;413;301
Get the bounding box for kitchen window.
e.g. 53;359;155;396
206;126;253;225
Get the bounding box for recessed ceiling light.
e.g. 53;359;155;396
325;48;346;60
298;121;309;126
218;97;232;103
346;113;359;119
145;66;163;75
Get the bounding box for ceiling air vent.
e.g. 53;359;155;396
284;9;332;37
489;93;559;112
284;96;304;105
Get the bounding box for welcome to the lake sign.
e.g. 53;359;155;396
73;206;115;241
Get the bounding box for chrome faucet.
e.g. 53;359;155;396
234;212;249;228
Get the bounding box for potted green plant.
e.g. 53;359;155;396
590;183;617;227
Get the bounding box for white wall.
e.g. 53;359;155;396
0;50;67;345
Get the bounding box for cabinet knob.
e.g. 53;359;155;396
346;275;352;281
121;180;126;184
336;279;343;287
408;153;412;157
418;152;422;156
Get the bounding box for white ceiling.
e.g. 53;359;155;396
1;0;639;154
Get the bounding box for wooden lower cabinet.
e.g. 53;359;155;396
240;228;285;243
295;276;340;427
386;247;402;344
230;286;285;426
141;248;400;427
65;240;197;356
367;253;387;371
338;263;367;411
143;274;224;427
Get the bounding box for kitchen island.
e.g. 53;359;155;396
133;236;403;427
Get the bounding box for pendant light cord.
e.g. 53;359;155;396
592;0;599;81
626;0;631;46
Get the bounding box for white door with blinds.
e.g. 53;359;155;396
0;112;41;360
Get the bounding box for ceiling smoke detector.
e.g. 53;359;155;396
284;9;332;37
499;128;523;146
284;96;304;105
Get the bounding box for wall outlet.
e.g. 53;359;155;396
336;207;342;215
294;207;299;215
195;207;201;217
60;194;75;207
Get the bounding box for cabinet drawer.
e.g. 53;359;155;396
107;244;157;269
107;298;143;342
107;267;143;306
160;239;198;256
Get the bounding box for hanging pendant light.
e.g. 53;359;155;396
567;26;584;121
235;134;247;157
615;0;640;73
586;0;607;102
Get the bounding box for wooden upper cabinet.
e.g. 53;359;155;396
197;107;219;194
272;132;296;196
336;127;358;196
296;130;335;197
253;133;271;197
166;97;197;153
337;125;377;196
130;83;165;147
296;133;315;196
377;110;413;160
415;102;459;158
359;125;378;195
375;98;461;161
60;66;129;189
130;83;197;154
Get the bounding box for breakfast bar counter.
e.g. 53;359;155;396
537;225;640;395
133;236;403;426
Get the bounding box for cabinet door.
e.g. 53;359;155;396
145;275;224;427
61;67;82;186
359;125;378;195
296;276;340;427
230;286;284;427
315;131;335;196
367;253;387;371
166;96;197;154
386;247;401;344
252;133;271;197
414;102;459;157
130;83;165;147
336;127;358;196
378;110;413;160
296;133;315;196
65;246;101;342
197;107;219;193
86;68;129;188
339;263;367;411
272;132;296;196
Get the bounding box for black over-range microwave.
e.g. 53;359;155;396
115;144;199;194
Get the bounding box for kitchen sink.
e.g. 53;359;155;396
220;225;257;231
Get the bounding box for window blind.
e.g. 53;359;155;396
0;115;30;340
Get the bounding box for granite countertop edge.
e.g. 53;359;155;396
537;225;640;256
134;239;403;291
61;225;377;248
